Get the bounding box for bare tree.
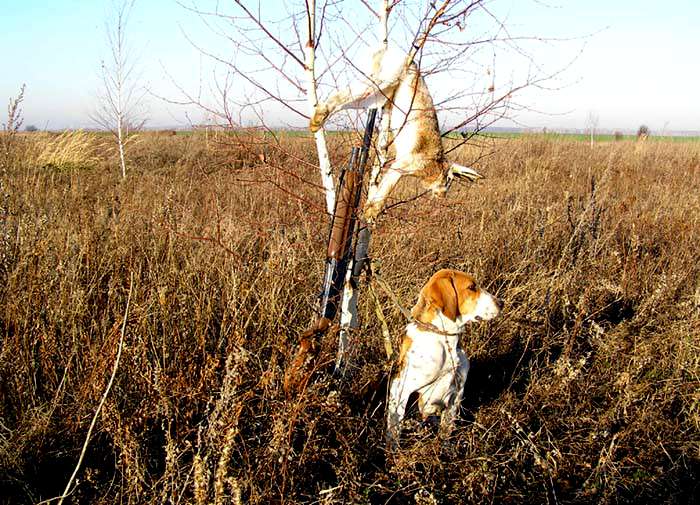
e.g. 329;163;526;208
303;0;335;214
92;0;146;179
177;0;565;199
586;110;599;148
175;0;570;378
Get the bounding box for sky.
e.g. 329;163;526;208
2;0;699;133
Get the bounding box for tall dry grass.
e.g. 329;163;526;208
0;131;698;504
33;130;105;171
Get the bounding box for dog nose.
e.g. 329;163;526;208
495;298;504;311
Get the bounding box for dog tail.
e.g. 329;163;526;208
448;162;483;182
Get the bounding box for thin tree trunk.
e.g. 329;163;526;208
335;0;392;376
304;0;335;215
118;120;126;178
90;1;143;179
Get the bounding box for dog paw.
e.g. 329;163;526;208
309;103;329;133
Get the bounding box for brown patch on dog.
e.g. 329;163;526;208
395;335;413;376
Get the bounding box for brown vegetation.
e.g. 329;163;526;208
0;131;698;504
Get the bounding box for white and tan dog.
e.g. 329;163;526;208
310;47;482;220
386;269;502;447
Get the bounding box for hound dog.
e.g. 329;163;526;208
386;269;502;447
309;46;482;220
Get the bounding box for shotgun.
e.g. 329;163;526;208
284;109;377;394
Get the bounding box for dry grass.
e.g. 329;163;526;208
0;130;698;504
33;130;105;171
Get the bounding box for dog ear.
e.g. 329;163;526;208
450;271;479;318
427;277;459;322
412;271;462;323
439;277;460;321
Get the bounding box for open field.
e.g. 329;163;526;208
532;134;700;143
96;129;700;143
448;132;700;143
0;131;698;504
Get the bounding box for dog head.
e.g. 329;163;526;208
411;269;502;326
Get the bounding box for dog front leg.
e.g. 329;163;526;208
386;370;415;448
439;354;469;438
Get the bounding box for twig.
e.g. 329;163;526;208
37;272;134;505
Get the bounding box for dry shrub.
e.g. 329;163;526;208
0;132;698;504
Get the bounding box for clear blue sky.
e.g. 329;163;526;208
2;0;698;133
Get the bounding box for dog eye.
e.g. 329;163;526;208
468;284;478;292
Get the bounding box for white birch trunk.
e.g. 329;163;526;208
304;0;335;215
335;0;392;376
334;265;357;376
117;123;126;179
